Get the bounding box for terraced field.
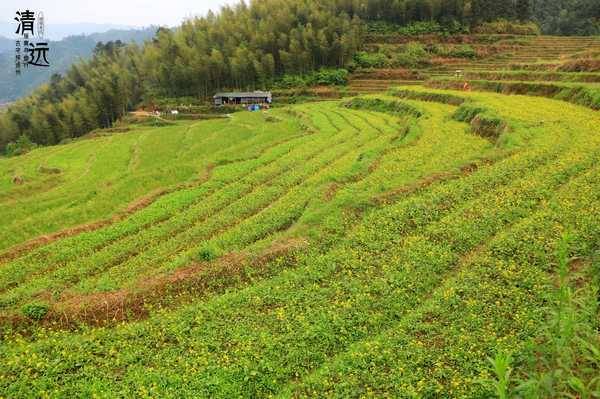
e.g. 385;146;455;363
349;34;600;105
0;113;305;251
1;77;600;397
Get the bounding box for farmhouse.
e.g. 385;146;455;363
213;91;272;106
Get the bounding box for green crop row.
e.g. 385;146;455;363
2;89;600;397
0;112;303;250
2;103;598;396
289;161;600;398
0;104;409;317
77;113;391;293
389;87;467;105
427;78;600;110
341;97;423;118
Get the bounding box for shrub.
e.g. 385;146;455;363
392;42;431;68
473;19;541;35
342;97;423;118
278;74;309;88
390;88;466;106
354;42;434;69
312;69;349;86
366;20;468;36
556;86;600;110
276;69;349;88
197;243;221;262
432;44;476;59
5;134;37;157
471;113;507;139
21;303;49;320
353;51;389;68
452;103;489;122
452;103;507;140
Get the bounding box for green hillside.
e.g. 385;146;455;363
2;0;600;397
1;82;600;396
0;28;157;103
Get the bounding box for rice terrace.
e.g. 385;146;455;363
1;0;600;397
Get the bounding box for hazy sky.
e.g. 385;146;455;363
2;0;239;27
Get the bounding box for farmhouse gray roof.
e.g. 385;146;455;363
213;91;271;98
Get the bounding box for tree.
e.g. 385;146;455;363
516;0;532;21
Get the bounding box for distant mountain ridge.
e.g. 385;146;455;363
0;26;158;102
0;22;145;41
0;35;11;54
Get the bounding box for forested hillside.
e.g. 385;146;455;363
0;0;599;151
0;27;157;103
355;0;599;35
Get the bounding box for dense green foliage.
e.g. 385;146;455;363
4;134;37;157
366;19;541;36
350;0;599;34
352;41;477;71
532;0;600;35
275;68;349;88
366;20;468;35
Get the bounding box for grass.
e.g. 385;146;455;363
513;236;600;398
461;71;600;83
0;85;599;397
427;78;600;110
341;97;423;117
0;112;303;252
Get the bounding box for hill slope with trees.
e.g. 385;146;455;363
0;27;157;103
0;0;598;151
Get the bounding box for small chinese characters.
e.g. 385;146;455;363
14;9;50;74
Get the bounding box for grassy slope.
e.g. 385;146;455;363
0;112;301;251
1;88;599;397
0;100;489;320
